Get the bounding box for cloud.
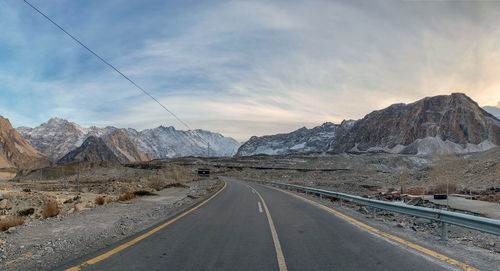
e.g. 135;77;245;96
2;0;500;141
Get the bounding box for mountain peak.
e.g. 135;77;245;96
47;117;64;123
0;116;13;131
57;136;120;164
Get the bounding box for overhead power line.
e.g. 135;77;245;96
23;0;209;146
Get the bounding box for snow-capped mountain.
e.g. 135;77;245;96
237;93;500;156
17;118;240;162
125;126;240;158
235;121;353;156
17;118;114;161
483;102;500;120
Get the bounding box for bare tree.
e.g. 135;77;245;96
400;164;407;194
430;154;465;206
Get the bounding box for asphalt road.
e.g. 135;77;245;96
65;178;452;271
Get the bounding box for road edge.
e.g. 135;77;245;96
251;181;479;271
56;180;227;271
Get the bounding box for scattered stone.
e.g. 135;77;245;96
6;227;16;234
414;218;428;226
358;206;370;214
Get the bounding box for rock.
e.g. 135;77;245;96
396;222;406;228
358;206;369;214
414;218;428;226
489;242;496;247
7;227;16;234
0;199;9;209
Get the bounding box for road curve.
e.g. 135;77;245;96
60;178;456;271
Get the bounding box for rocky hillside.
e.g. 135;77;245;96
57;136;120;164
332;93;500;155
236;121;353;156
101;129;154;162
18;118;240;161
237;93;500;156
0;116;51;169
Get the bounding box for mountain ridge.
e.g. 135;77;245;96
236;93;500;156
18;119;240;162
57;136;121;164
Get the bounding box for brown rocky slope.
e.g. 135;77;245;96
0;116;50;169
102;129;153;162
57;136;121;164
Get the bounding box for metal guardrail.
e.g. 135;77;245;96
249;180;500;239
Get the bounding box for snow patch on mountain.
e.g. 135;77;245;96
236;122;345;156
17;118;240;160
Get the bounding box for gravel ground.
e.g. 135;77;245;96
264;183;500;271
0;182;218;271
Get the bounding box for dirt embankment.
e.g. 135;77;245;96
0;174;220;270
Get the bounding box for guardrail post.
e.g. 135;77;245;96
339;199;343;207
441;222;448;240
372;207;376;219
320;194;322;200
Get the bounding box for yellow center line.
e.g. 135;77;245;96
263;184;479;271
66;181;227;271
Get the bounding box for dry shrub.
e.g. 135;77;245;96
165;182;189;188
18;208;35;216
405;187;426;195
118;192;136;202
73;203;81;212
133;190;157;196
148;176;164;191
95;196;105;205
429;183;457;194
0;216;24;231
42;201;60;218
430;154;463;194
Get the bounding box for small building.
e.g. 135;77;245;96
197;168;210;179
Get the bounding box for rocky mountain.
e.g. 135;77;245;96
18;118;240;162
332;93;500;155
102;129;154;162
57;136;120;164
20;118;88;160
0;116;51;169
237;93;500;156
236;121;353;156
126;126;240;159
483;102;500;120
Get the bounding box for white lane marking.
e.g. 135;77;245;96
258;201;263;213
250;186;288;271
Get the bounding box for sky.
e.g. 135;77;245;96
1;0;500;141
